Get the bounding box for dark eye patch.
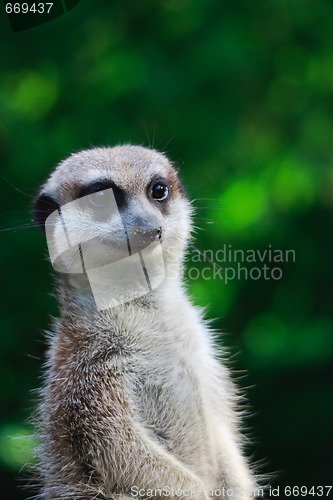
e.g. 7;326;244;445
78;180;127;210
33;193;60;232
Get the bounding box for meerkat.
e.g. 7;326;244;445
32;145;257;500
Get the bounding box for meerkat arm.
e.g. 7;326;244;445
215;427;256;499
44;362;209;500
83;368;210;499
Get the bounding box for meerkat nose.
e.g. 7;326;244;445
125;218;162;253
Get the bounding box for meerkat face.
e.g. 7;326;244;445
34;146;192;307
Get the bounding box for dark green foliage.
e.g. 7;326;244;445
0;1;332;497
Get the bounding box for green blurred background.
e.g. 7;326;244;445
1;0;333;497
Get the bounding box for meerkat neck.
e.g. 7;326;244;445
56;270;186;324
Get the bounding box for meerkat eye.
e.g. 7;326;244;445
151;180;170;201
87;189;113;207
78;185;115;212
79;182;126;211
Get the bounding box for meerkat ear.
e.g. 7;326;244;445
33;192;60;232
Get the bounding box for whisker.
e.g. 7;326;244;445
187;242;223;275
143;121;151;149
162;133;178;154
0;222;40;233
152;120;156;150
3;176;36;199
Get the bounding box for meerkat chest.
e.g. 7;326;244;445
127;324;218;474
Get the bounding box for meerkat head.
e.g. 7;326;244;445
34;146;192;308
